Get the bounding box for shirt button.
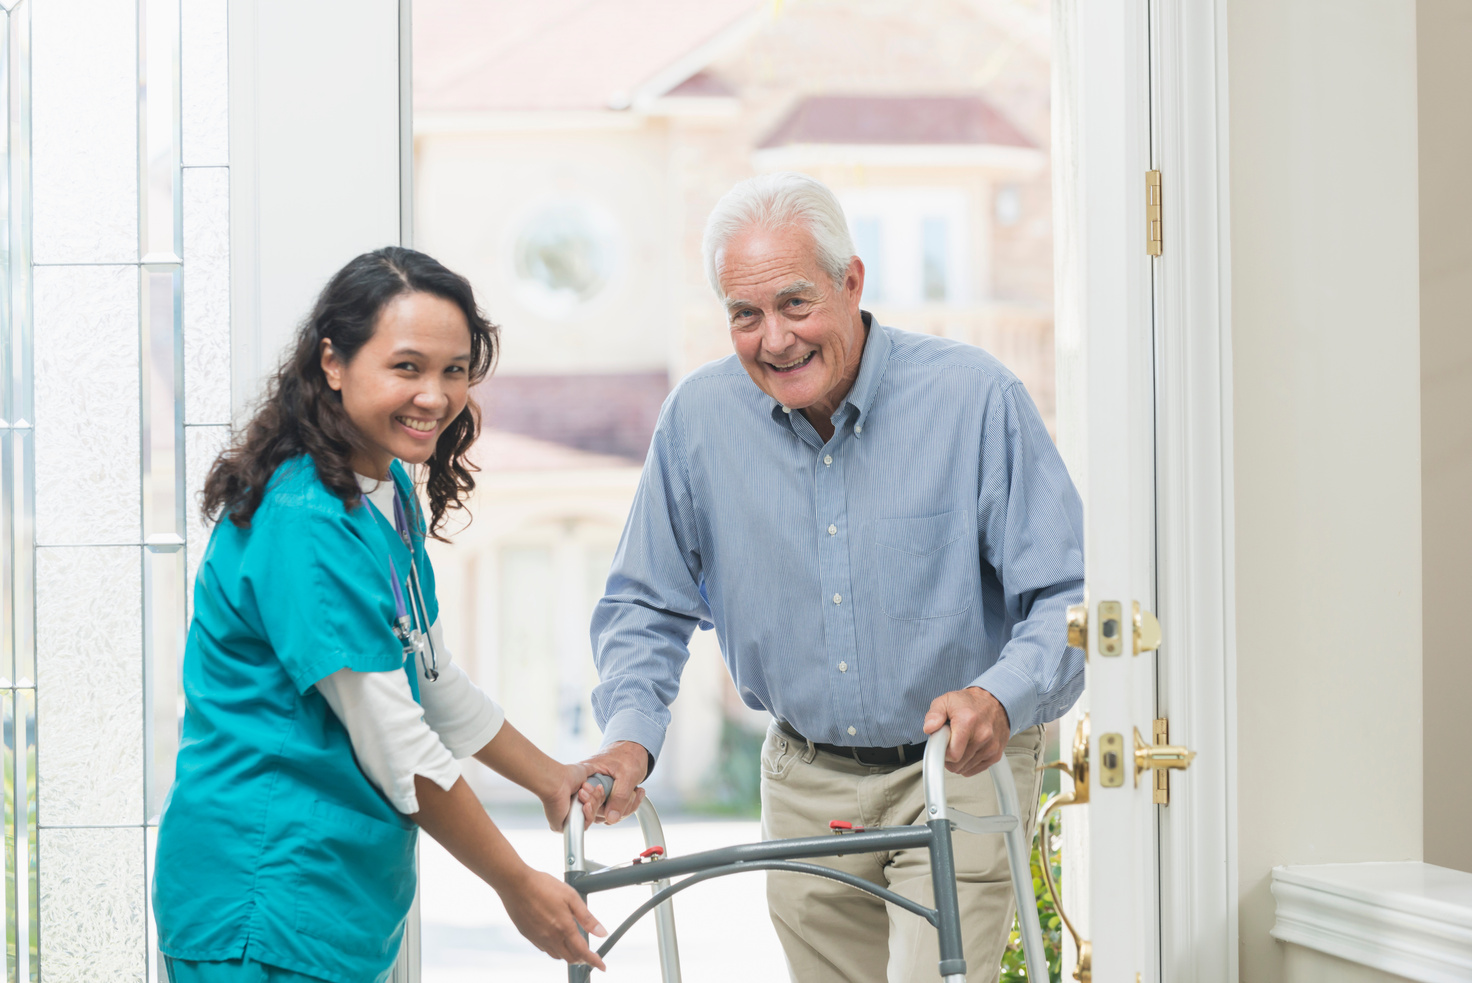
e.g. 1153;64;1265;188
838;661;848;672
847;726;857;736
833;593;842;605
854;424;863;435
828;524;837;536
824;455;832;466
781;405;791;414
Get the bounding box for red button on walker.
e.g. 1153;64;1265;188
829;820;865;833
636;846;665;862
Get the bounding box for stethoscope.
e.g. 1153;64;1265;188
364;487;439;683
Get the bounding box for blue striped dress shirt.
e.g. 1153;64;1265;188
591;316;1085;761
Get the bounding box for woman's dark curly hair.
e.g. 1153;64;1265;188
203;246;498;539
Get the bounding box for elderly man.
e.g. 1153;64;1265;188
585;172;1084;983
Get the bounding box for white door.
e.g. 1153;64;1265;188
1050;2;1202;981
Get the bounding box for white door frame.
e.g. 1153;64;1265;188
1148;3;1237;982
1054;1;1235;980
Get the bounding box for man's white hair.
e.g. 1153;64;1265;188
702;171;856;297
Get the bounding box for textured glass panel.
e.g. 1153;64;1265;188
180;0;227;167
143;548;184;822
145;826;160;983
38;827;146;983
21;687;37;983
182;169;230;425
36;546;143;827
30;0;137;264
142;269;183;541
33;266;141;545
140;0;181;264
184;425;228;619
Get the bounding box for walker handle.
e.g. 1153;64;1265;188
588;773;615;800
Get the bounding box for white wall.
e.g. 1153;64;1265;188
1226;2;1423;981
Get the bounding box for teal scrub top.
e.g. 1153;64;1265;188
153;457;439;983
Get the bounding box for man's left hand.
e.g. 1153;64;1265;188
922;687;1011;777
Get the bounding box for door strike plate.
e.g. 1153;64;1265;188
1099;732;1125;787
1098;601;1123;657
1154;718;1170;804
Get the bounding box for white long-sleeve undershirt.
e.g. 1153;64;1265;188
313;473;506;815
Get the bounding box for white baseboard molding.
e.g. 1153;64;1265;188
1271;862;1472;983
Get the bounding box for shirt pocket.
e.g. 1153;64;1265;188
870;510;974;621
294;798;418;957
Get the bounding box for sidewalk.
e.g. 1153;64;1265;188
421;816;788;981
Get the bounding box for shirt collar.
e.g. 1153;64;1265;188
768;311;892;432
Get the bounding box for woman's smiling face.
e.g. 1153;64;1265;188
321;290;473;479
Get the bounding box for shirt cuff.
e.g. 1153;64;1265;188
599;709;666;767
969;661;1039;736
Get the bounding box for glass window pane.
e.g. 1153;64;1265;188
497;546;557;751
922;216;948;303
853;216;884;302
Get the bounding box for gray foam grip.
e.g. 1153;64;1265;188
589;773;615;798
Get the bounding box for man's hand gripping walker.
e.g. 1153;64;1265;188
563;724;1046;983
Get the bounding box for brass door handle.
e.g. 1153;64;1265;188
1036;716;1091;982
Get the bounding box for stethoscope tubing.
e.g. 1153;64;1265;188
365;486;440;682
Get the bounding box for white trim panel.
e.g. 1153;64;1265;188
1271;863;1472;983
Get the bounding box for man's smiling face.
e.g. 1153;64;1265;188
718;224;866;420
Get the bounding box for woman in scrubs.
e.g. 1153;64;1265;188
153;247;614;982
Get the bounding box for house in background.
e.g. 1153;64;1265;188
413;0;1057;803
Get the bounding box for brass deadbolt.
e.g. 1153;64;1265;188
1132;602;1161;655
1066;604;1088;652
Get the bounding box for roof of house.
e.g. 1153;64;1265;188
413;0;765;112
758;94;1035;149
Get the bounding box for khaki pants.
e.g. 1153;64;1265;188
760;722;1044;983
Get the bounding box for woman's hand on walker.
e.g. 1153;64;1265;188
540;761;595;832
578;741;648;825
501;866;608;971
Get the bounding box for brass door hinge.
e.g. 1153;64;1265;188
1146;170;1163;256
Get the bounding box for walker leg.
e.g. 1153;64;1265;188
926;818;967;981
990;759;1046;983
635;800;683;983
565;797;592;983
567;891;593;983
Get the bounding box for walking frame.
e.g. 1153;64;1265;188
563;724;1046;983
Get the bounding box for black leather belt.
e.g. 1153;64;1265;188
777;720;928;767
